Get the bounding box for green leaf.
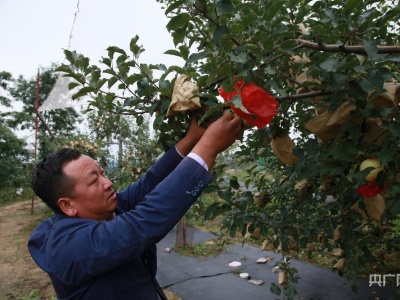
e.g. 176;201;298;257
320;159;346;175
385;122;400;138
101;57;111;68
136;115;144;126
130;35;139;45
179;45;190;60
204;202;231;220
280;39;298;53
115;105;124;113
148;102;160;115
72;86;95;100
159;88;173;98
228;52;247;63
346;82;366;100
95;78;107;90
229;176;240;189
165;0;184;15
130;36;143;58
351;284;358;294
216;0;234;14
130;44;142;58
198;102;225;126
231;95;250;114
166;65;186;76
151;63;168;72
218;187;232;201
63;73;84;84
362;40;378;59
187;51;208;64
323;7;337;26
166;13;190;31
359;68;392;93
56;64;72;74
90;68;101;83
125;74;142;86
106;46;127;56
116;54;129;67
213;26;230;49
76;56;90;71
264;0;286;21
123;97;141;107
376;5;400;27
64;50;80;64
164;49;182;58
270;283;281;296
319;57;340;72
388;197;400;216
284;284;298;299
240;191;254;202
172;27;187;45
107;76;118;89
343;0;362;15
68;82;80;90
328;144;357;162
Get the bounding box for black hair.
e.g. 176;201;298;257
31;148;81;214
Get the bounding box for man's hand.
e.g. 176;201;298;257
191;112;243;169
186;116;207;145
176;115;207;156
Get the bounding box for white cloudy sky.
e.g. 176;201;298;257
0;0;185;145
0;0;183;79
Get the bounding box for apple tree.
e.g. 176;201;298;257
57;0;400;296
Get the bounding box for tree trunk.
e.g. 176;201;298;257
175;216;187;247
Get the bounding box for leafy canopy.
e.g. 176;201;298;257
57;0;400;295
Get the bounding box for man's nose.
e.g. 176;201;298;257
103;177;113;189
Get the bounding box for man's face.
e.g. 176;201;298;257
62;155;117;221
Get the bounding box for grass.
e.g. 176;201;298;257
0;185;31;206
174;236;232;259
20;289;57;300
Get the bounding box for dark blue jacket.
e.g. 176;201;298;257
28;147;213;299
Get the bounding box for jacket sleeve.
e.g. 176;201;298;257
46;157;213;286
116;145;184;211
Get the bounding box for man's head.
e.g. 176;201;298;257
31;148;117;221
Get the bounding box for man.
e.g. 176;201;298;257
28;112;243;300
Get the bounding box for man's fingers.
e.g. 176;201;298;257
221;109;235;120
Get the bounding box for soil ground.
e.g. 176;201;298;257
0;200;55;300
1;199;396;300
0;199;180;300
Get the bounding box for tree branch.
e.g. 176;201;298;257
275;90;332;101
37;112;56;140
295;38;400;54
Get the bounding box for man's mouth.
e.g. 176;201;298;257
108;191;116;200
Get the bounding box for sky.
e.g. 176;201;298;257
0;0;183;79
0;0;185;147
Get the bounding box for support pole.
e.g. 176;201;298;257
31;70;40;214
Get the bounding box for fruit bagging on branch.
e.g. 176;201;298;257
218;78;279;129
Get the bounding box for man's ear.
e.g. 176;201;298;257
58;198;78;217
